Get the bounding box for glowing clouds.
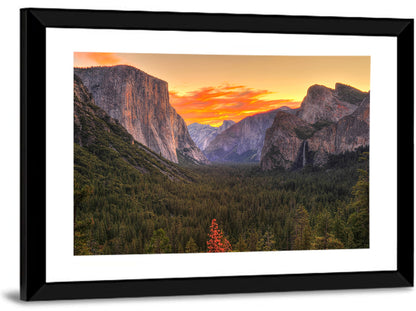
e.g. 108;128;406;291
74;52;122;67
170;85;300;126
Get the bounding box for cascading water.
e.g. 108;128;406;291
302;141;306;168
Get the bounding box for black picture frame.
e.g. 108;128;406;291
20;8;414;301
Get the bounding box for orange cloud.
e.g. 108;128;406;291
170;85;300;126
74;52;122;66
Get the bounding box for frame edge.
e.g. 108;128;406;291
396;19;414;287
20;8;47;301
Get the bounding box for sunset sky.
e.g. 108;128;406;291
74;52;370;127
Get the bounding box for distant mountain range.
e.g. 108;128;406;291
202;106;298;162
189;82;369;168
188;120;235;151
73;65;369;170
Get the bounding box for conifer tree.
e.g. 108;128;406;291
293;205;312;250
207;219;232;252
347;152;369;248
185;237;199;253
145;229;171;254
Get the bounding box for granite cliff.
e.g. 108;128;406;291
307;94;370;165
296;83;366;124
260;111;314;170
261;84;369;170
74;74;193;181
74;65;208;164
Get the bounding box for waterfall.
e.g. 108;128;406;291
302;141;306;167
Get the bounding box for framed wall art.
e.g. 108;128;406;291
21;8;414;300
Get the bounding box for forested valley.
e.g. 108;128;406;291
74;72;369;255
74;145;369;255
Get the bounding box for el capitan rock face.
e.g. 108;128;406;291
74;65;208;164
204;107;297;162
261;84;369;170
188;120;235;152
74;74;193;182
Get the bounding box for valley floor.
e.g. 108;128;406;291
74;148;369;255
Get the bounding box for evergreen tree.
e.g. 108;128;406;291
260;231;276;251
207;219;232;252
347;152;369;248
293;205;312;250
235;235;248;252
185;237;199;253
313;234;344;249
145;229;171;254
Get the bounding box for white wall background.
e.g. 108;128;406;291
0;0;414;310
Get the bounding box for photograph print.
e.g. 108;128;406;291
73;53;370;255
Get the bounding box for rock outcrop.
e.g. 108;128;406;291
204;107;297;162
261;84;369;170
334;83;369;105
260;111;314;170
308;94;370;165
74;65;208;164
188;120;235;152
296;83;366;124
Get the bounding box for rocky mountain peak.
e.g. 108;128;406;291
218;120;236;133
188;120;235;152
306;84;333;98
296;84;360;124
261;84;370;170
